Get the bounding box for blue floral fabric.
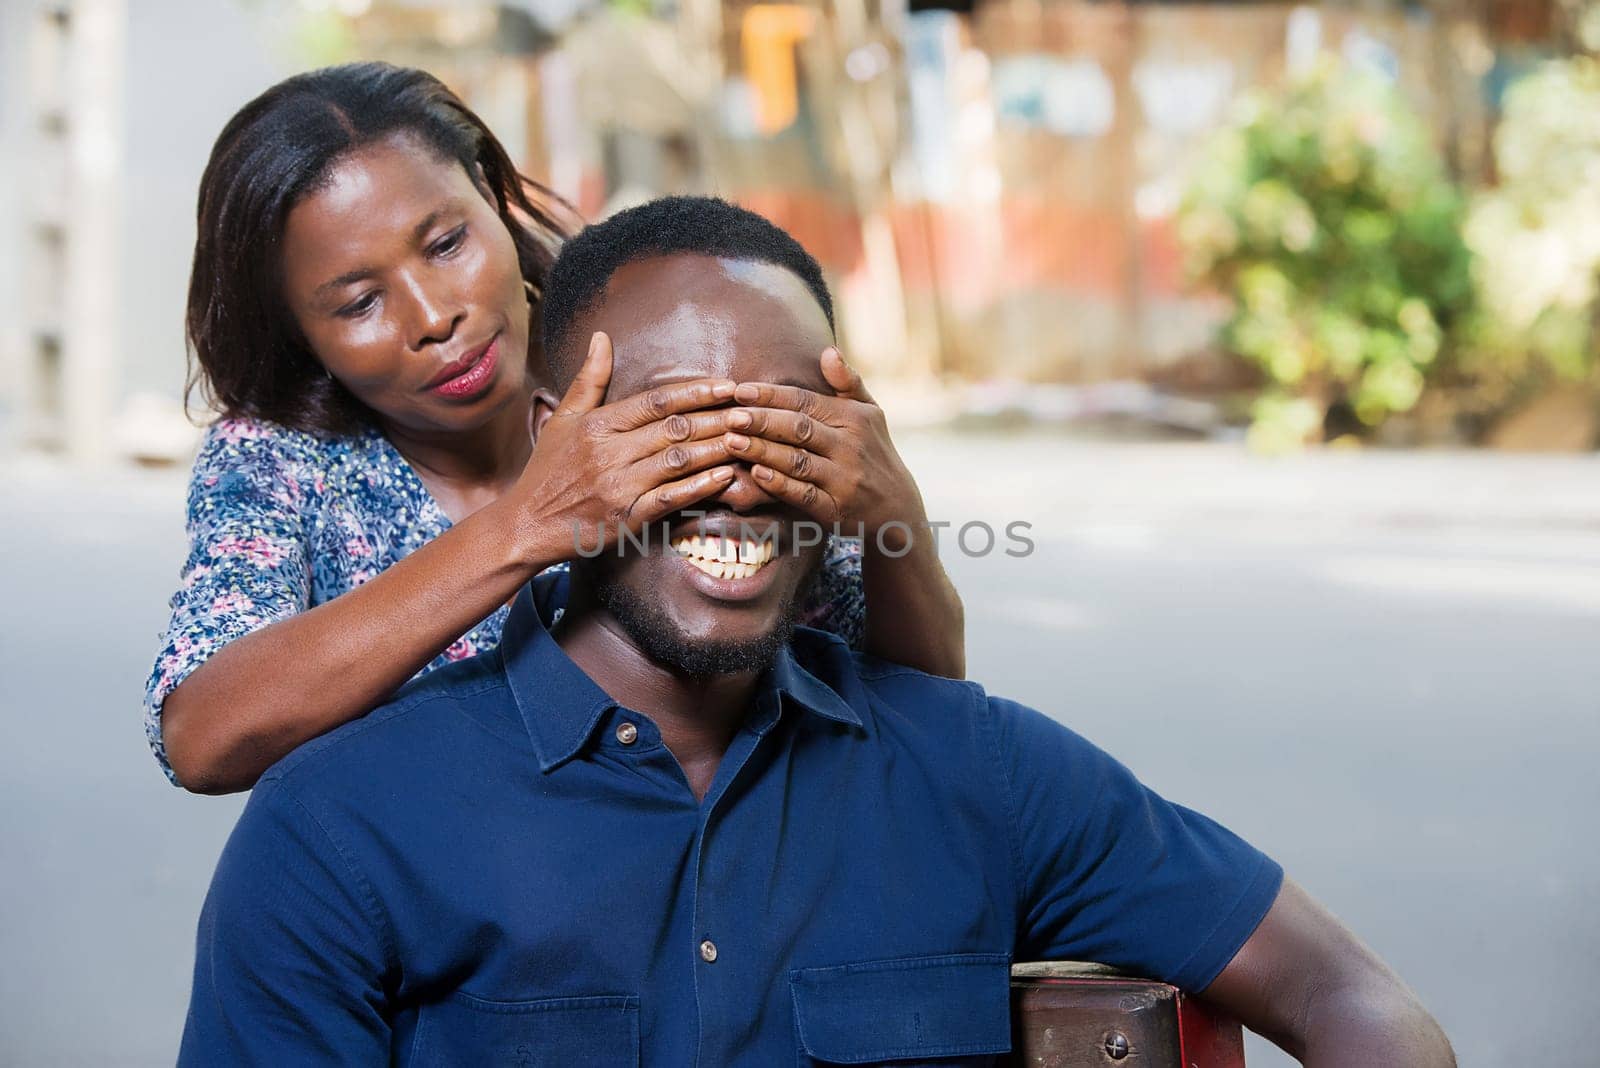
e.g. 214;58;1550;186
144;416;866;785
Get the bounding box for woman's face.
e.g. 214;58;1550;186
280;134;532;437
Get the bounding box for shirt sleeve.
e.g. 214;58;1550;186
988;696;1283;992
799;536;865;649
143;419;317;784
179;779;392;1065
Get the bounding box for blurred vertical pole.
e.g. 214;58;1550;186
898;5;954;380
16;2;73;453
1428;0;1495;185
1105;0;1143;380
64;0;125;463
13;0;124;460
826;0;917;380
537;48;585;209
679;0;726;192
0;6;18;445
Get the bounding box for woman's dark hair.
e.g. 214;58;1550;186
186;62;571;435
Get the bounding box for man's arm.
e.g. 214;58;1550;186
180;781;392;1065
988;695;1452;1066
1202;877;1454;1067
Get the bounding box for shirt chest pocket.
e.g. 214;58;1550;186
408;992;638;1067
790;953;1011;1066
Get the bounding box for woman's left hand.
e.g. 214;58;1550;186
731;346;965;679
726;348;927;544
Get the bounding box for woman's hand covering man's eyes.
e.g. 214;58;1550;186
521;337;927;563
518;332;744;552
725;347;927;540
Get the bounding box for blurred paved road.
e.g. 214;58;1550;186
3;436;1597;1066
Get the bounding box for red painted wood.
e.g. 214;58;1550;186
1008;967;1246;1067
1177;990;1248;1068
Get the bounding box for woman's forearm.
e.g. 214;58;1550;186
859;523;966;679
161;496;567;794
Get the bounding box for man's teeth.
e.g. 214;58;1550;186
671;535;775;580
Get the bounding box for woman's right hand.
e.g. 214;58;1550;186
510;331;741;564
160;332;742;793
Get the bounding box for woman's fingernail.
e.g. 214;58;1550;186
714;466;734;480
728;409;751;429
727;433;751;450
753;464;774;481
735;384;760;403
712;381;736;398
589;332;604;355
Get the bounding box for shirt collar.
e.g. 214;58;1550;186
762;632;864;730
501;578;863;773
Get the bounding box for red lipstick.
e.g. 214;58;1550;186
425;334;501;399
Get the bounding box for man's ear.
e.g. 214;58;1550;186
529;386;562;443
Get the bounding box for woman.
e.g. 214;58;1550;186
146;63;964;793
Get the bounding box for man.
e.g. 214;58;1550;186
181;197;1452;1066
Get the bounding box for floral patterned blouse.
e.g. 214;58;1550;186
144;416;867;785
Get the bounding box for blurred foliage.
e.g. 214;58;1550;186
1463;55;1600;393
1179;60;1475;452
292;10;358;68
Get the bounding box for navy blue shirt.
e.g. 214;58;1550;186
181;580;1281;1066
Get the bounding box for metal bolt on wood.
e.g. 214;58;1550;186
1104;1030;1131;1059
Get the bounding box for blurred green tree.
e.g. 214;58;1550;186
1179;59;1475;452
1464;52;1600;397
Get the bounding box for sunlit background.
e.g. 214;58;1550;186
2;1;1597;1065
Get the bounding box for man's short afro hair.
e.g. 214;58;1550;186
539;196;835;386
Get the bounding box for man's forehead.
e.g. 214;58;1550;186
592;254;832;394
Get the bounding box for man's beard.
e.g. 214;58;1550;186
590;562;817;678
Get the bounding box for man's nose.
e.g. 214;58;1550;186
707;463;780;513
398;269;464;350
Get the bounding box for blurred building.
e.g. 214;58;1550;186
344;0;1558;391
0;0;283;462
0;0;1575;461
2;0;123;461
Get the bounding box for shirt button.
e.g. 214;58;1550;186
615;722;638;746
699;939;718;963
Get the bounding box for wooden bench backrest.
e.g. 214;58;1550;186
1006;962;1245;1067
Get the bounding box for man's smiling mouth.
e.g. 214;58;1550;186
671;533;775;581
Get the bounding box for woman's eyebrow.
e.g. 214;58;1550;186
408;205;451;244
312;202;465;299
315;267;376;299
